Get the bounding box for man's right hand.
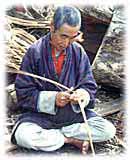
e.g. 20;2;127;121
56;92;70;107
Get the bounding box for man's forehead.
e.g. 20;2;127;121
58;23;80;36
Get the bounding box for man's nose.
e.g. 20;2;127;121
63;38;72;46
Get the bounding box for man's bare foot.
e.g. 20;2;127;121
82;141;89;154
64;137;89;154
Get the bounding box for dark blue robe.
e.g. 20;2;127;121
11;33;98;144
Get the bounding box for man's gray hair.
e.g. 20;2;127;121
53;6;81;30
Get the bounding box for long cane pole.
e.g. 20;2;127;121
78;99;95;156
6;69;71;91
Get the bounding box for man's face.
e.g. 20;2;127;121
51;23;81;52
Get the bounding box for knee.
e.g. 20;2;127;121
102;120;116;141
14;124;65;151
14;126;35;149
14;122;42;150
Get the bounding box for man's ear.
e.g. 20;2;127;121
50;21;55;32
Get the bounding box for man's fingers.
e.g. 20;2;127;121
56;92;71;107
70;94;78;101
58;100;69;107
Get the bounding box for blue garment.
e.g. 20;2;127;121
11;32;98;144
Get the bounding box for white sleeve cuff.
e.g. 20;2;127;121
37;91;58;115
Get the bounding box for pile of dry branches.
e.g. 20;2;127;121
6;28;37;70
5;5;54;70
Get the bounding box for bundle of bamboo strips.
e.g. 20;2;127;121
5;5;55;70
6;27;37;70
6;15;51;28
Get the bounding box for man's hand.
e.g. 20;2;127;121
56;89;90;108
69;89;88;105
56;92;70;107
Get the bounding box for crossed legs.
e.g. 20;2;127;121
14;116;116;154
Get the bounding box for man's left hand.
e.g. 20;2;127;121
69;89;87;105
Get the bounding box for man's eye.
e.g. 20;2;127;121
60;35;69;39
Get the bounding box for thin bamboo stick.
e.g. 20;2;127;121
12;29;36;42
6;69;71;91
6;15;50;27
78;99;95;156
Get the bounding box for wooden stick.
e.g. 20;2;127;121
6;69;71;91
6;15;50;28
78;99;95;156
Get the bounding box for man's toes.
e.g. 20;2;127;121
82;141;89;154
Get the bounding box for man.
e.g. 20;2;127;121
11;6;116;154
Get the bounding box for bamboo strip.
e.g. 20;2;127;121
11;39;26;53
6;16;50;28
12;28;36;42
7;63;19;70
12;36;30;47
6;15;50;24
7;69;71;91
78;99;95;156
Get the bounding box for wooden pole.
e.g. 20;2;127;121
6;69;71;91
78;99;95;156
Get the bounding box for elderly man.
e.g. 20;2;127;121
11;6;116;154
